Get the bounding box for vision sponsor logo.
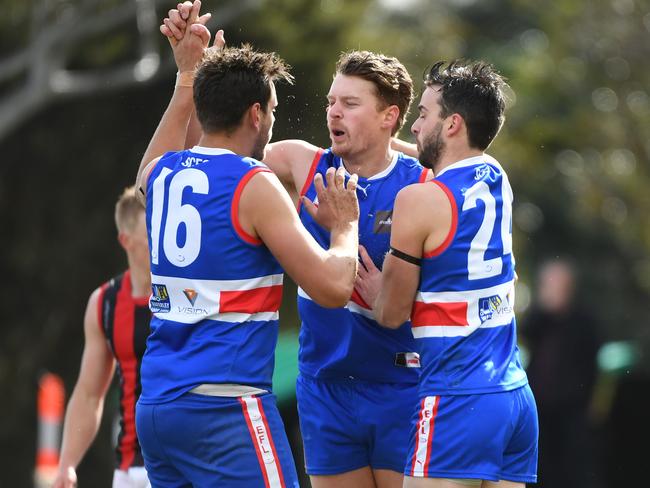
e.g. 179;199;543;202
183;288;198;306
478;294;512;323
373;210;393;234
177;306;209;315
150;284;170;313
181;156;209;168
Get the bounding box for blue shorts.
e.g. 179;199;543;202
405;385;538;483
296;374;418;475
136;392;299;487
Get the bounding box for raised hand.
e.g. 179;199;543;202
355;244;382;309
302;166;359;231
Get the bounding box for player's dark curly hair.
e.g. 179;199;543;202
336;50;413;135
194;45;294;134
424;60;507;150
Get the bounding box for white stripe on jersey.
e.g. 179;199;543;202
150;273;283;324
413;280;515;338
297;287;375;319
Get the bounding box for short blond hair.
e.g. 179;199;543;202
114;186;144;233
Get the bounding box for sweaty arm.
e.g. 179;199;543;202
239;167;359;308
374;183;452;328
53;288;116;488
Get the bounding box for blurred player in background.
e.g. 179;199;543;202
53;186;152;488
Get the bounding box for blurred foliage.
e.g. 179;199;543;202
1;0;649;485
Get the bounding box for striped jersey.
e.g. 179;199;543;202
139;147;284;403
413;154;527;396
298;148;427;383
97;270;150;469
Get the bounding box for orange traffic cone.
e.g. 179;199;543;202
34;372;65;488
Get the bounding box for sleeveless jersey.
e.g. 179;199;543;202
97;270;150;470
139;146;284;403
298;148;427;383
413;154;528;396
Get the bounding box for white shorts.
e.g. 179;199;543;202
112;467;151;488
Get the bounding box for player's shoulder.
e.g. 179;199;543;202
267;139;322;166
396;179;450;208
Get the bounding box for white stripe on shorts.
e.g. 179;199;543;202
411;395;439;478
240;396;285;488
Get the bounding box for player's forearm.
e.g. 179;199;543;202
374;292;409;329
137;85;195;184
321;222;359;307
58;393;105;470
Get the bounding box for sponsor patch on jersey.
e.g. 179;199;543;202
150;283;171;313
373;210;393;234
478;294;512;323
183;288;198;306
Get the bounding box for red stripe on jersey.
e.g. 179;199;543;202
219;285;283;314
113;271;137;470
232;168;272;245
258;398;287;488
297;148;324;212
240;398;272;488
423;396;440;476
424;180;458;258
350;289;371;309
411;301;468;327
418;168;429;183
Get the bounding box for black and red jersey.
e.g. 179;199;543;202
97;270;151;470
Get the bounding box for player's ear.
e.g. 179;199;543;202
248;103;262;130
381;105;400;132
447;113;464;137
117;231;130;251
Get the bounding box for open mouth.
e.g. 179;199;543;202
331;129;346;138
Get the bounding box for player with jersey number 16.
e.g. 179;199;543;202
133;3;360;487
355;61;539;487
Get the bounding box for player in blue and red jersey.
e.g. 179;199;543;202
134;7;360;487
54;187;152;488
356;61;539;487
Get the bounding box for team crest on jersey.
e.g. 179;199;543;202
183;288;198;306
373;210;393;234
474;164;498;182
478;294;504;323
150;284;171;313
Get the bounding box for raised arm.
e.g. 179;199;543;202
136;0;213;204
52;288;116;488
240;167;359;308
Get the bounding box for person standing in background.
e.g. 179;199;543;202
53;186;152;488
521;259;601;488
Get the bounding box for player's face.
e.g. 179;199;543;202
253;82;277;161
326;74;390;159
412;86;446;169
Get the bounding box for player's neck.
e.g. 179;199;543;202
434;147;483;176
127;260;151;298
342;144;394;179
197;132;256;160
